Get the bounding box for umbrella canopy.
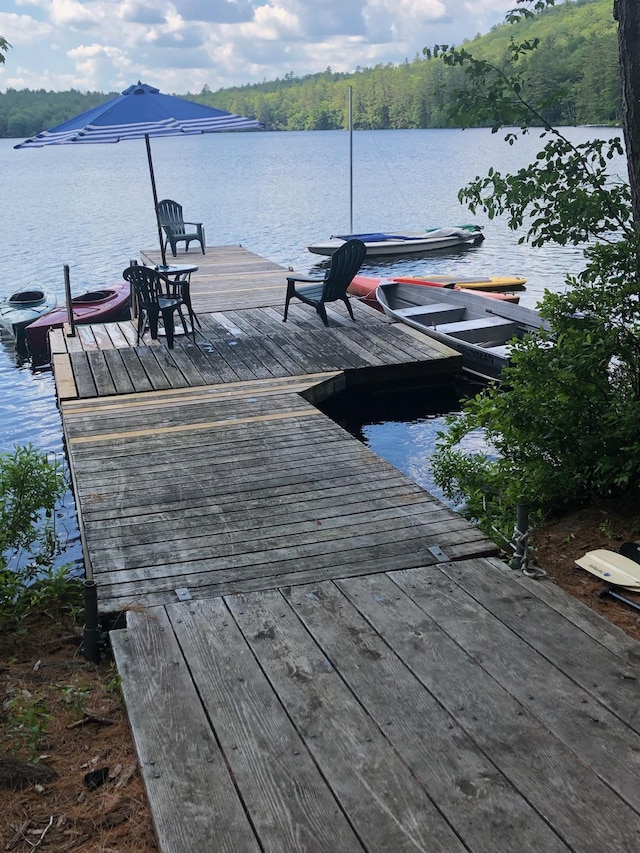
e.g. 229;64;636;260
15;82;262;264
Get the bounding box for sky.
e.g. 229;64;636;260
0;0;516;95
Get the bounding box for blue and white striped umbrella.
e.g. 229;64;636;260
15;82;262;263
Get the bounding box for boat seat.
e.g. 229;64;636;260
483;344;513;358
394;304;464;323
436;316;518;343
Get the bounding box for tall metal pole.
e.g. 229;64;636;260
349;86;353;234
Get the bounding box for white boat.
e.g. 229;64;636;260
376;281;550;380
308;87;485;259
308;225;484;257
0;286;57;342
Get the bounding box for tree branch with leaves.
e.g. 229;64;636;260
428;0;640;545
0;36;10;65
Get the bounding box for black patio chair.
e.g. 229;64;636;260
157;199;205;257
283;238;366;327
122;265;194;349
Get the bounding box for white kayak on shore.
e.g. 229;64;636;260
575;549;640;590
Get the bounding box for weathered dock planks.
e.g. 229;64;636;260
62;376;497;613
51;304;460;400
54;244;640;852
110;557;640;853
50;246;461;401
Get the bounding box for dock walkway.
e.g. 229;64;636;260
54;246;640;851
110;557;640;852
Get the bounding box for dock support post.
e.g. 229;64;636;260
511;502;530;572
83;579;101;663
64;264;76;338
129;259;139;319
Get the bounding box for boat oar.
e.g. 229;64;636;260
597;586;640;612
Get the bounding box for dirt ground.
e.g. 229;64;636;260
531;488;640;643
2;491;640;851
1;622;158;852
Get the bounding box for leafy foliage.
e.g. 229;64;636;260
461;135;631;247
5;691;52;759
0;445;78;630
0;445;65;556
430;0;640;543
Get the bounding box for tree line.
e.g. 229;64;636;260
0;0;618;139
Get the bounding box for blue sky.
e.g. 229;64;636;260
0;0;515;94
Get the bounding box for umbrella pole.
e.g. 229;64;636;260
146;134;167;267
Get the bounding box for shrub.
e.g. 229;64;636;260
429;0;640;544
0;444;76;629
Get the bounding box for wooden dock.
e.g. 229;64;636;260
55;245;490;615
110;559;640;852
54;245;640;851
62;376;494;613
51;245;460;402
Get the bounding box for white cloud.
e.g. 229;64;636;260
67;43;132;90
0;0;516;93
48;0;100;29
175;0;255;24
0;11;51;43
119;2;167;25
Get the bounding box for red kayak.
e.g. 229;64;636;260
26;281;131;356
348;275;522;311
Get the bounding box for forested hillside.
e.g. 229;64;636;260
204;0;618;130
0;0;618;138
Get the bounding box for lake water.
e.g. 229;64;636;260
1;126;627;572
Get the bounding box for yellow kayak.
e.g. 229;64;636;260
393;274;526;292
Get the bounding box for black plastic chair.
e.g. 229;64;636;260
122;265;194;349
157;199;205;257
283;238;366;327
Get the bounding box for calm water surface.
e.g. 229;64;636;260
1;127;627;570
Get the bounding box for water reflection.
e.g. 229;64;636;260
318;379;488;507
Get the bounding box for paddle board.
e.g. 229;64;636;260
575;549;640;589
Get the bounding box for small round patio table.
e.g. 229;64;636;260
154;263;200;330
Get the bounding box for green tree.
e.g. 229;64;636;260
429;0;640;544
